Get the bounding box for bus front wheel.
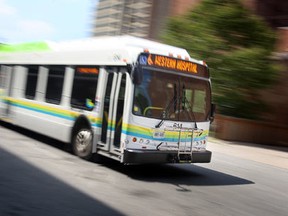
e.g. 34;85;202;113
72;128;93;160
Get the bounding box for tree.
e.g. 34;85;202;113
161;0;277;119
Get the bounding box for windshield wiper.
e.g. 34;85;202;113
182;96;198;129
155;84;178;128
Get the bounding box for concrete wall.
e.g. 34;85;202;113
214;115;288;147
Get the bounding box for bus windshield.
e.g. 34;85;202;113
133;68;211;122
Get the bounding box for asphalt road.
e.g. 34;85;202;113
0;122;287;216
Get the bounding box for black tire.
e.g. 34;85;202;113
72;128;93;160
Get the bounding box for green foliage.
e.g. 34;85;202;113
161;0;277;119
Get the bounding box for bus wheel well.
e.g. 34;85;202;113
71;115;93;160
71;115;92;142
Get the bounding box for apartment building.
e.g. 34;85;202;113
91;0;197;39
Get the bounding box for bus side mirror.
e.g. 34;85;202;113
210;103;216;123
132;67;143;85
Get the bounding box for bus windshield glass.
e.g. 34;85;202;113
133;68;211;122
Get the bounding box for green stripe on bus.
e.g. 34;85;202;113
0;41;51;52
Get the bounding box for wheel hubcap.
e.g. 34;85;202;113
75;130;92;153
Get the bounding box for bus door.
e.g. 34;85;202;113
99;72;116;151
99;71;127;155
109;72;127;154
0;66;13;119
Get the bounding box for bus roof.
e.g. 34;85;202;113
0;36;204;66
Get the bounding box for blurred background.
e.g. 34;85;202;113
1;0;288;146
94;0;288;146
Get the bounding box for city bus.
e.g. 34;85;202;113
0;36;214;164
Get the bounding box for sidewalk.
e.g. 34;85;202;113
208;136;288;170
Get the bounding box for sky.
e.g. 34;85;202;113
0;0;96;44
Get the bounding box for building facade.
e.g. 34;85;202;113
249;0;288;125
92;0;153;38
91;0;198;39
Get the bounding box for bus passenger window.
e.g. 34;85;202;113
71;66;99;111
45;66;65;105
0;65;6;88
25;66;39;100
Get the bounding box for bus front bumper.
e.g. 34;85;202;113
123;149;212;164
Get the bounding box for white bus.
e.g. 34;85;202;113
0;36;215;164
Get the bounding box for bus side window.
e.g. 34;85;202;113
0;65;5;88
25;65;39;100
45;66;65;105
71;66;99;111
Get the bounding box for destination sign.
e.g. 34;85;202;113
138;53;209;78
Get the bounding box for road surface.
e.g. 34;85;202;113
0;122;287;216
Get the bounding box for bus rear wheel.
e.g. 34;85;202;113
72;128;93;160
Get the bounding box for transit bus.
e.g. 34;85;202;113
0;36;215;164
